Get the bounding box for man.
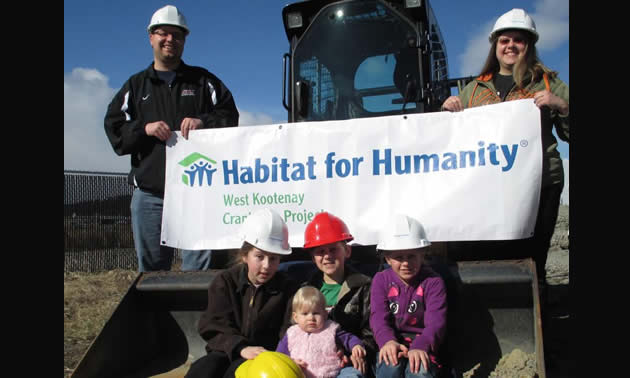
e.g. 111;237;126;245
104;5;239;271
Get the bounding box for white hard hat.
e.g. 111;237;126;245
377;214;431;251
147;5;190;35
241;209;292;255
489;8;538;43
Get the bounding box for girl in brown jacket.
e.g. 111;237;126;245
185;209;298;378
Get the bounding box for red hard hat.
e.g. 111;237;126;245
303;212;354;248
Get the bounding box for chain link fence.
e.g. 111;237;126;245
64;170;183;272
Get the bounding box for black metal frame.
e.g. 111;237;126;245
281;0;470;122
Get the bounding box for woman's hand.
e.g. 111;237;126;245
441;96;464;112
533;90;569;116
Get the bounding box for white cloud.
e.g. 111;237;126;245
64;68;128;173
64;68;278;172
533;0;569;18
238;110;275;127
456;20;495;77
456;0;569;77
531;0;569;52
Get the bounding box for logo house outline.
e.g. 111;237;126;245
178;152;218;187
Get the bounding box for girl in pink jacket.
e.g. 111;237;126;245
277;286;367;378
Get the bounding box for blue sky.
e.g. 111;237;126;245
64;0;569;201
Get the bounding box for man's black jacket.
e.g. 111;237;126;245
104;61;239;194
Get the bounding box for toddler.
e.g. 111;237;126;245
277;286;367;378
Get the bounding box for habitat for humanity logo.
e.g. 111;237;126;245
179;153;217;187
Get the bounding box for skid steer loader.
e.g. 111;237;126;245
71;1;545;377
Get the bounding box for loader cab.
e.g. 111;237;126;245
282;0;451;122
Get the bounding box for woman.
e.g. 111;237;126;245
441;8;569;298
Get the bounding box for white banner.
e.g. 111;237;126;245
162;99;541;250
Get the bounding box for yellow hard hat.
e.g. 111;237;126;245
235;351;305;378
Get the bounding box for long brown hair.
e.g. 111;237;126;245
479;29;557;88
228;241;258;267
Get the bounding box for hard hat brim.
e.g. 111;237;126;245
489;27;539;43
147;24;190;35
303;235;353;249
377;240;431;251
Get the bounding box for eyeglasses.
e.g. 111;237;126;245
497;36;525;45
152;29;185;41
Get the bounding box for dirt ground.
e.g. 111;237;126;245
64;269;138;377
63;206;569;378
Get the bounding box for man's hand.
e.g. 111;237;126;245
145;121;172;141
180;117;203;139
239;346;267;360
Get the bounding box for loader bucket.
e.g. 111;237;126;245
71;256;544;378
438;258;545;378
70;269;217;378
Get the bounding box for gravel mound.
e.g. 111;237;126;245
490;349;538;378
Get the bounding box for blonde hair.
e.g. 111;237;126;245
292;286;326;313
480;29;557;88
